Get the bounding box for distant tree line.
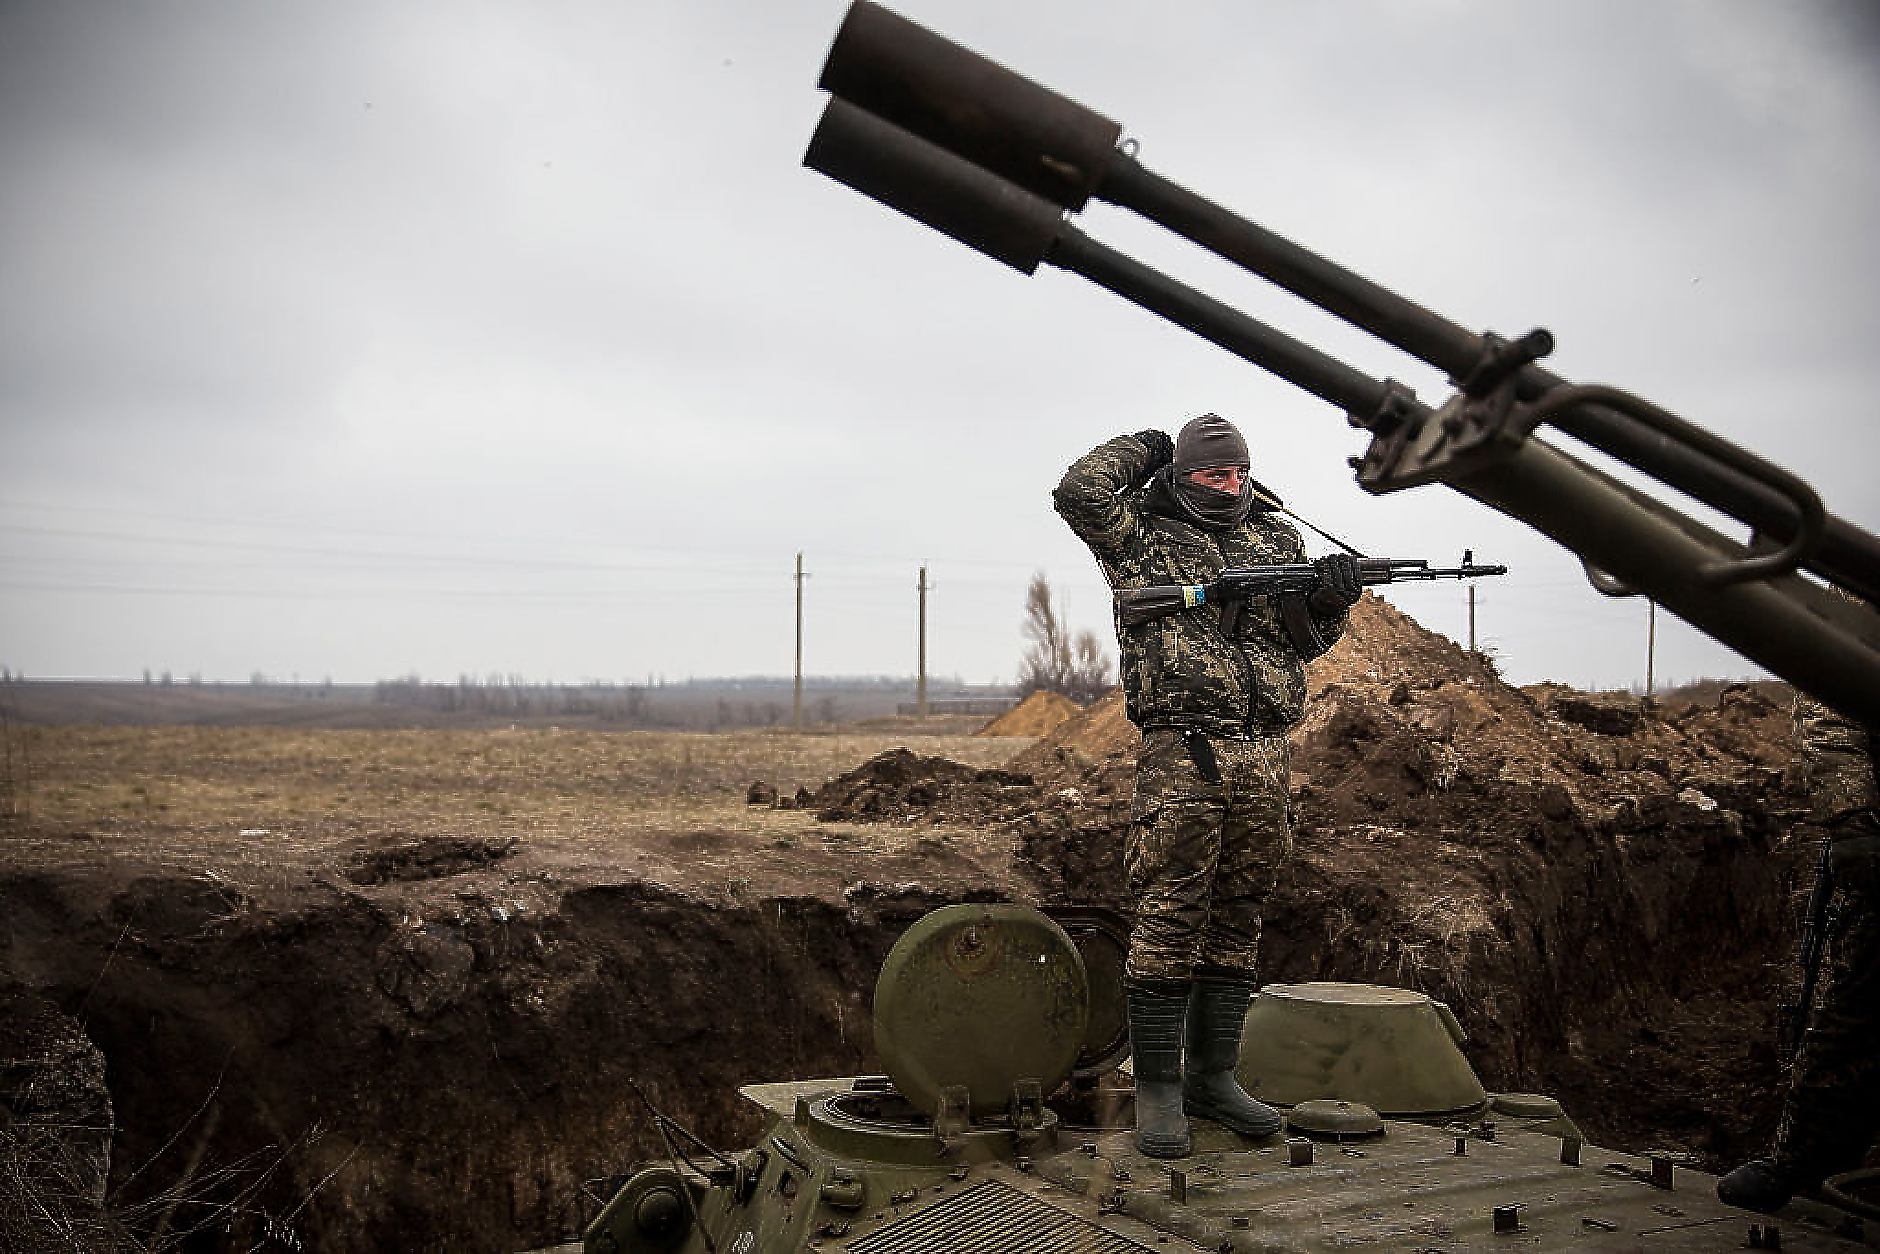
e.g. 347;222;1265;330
365;674;976;730
0;681;27;830
372;676;659;723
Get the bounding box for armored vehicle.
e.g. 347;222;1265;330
544;4;1880;1249
564;903;1876;1253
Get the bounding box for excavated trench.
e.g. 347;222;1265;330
0;597;1825;1252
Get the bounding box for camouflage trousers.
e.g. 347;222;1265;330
1123;728;1292;984
1772;830;1880;1182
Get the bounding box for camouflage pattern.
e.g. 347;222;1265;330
1792;689;1878;821
1770;667;1879;1184
1771;823;1879;1182
1056;431;1338;984
1053;433;1349;739
1124;729;1293;982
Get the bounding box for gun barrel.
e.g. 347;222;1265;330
1048;224;1396;417
804;3;1880;723
805;97;1063;275
1352;561;1504;584
1089;118;1880;606
815;4;1880;602
818;1;1120;211
1417;564;1508;579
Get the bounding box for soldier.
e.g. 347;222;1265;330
1053;415;1360;1158
1717;664;1879;1213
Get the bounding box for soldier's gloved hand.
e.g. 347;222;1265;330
1127;430;1175;492
1307;553;1362;615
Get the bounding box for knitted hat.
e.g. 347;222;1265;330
1172;413;1248;473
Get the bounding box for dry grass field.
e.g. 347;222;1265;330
4;721;1032;883
8;723;1025;827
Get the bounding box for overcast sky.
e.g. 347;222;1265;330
3;0;1876;692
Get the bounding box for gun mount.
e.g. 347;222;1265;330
802;0;1880;725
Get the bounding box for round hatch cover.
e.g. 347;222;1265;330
873;904;1089;1120
1490;1092;1564;1120
1287;1098;1385;1138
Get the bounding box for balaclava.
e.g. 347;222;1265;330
1169;413;1252;529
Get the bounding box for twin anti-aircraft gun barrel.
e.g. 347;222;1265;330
803;1;1880;725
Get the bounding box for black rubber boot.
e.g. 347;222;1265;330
1182;973;1283;1137
1716;1158;1796;1213
1125;981;1192;1158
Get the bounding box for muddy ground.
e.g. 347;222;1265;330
0;597;1840;1251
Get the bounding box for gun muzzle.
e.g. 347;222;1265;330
804;97;1065;274
818;0;1122;212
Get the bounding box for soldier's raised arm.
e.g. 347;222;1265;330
1052;430;1171;568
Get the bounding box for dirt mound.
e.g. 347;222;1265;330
1003;594;1497;786
788;748;1036;823
974;689;1081;738
343;834;519;885
1006;688;1134;789
796;590;1810;1166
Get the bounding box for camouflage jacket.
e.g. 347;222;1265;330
1794;693;1878;824
1053;432;1348;737
1794;585;1879;825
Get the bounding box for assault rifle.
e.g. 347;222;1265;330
802;1;1880;725
1115;554;1506;649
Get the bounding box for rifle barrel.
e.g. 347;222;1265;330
1408;564;1508;580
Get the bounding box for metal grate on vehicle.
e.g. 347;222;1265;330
845;1180;1152;1254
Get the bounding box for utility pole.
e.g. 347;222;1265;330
1468;584;1477;654
1645;600;1657;697
793;552;809;729
916;565;929;717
